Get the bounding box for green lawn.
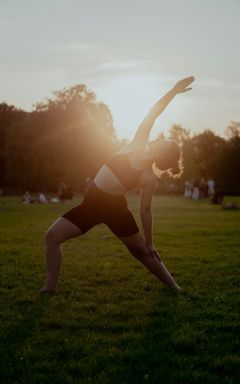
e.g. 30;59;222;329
0;194;239;384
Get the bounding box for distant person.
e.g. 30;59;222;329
184;179;193;198
50;197;60;203
38;192;47;204
222;202;239;210
40;76;195;294
211;190;224;205
192;180;200;200
199;178;207;199
22;191;33;204
207;177;215;197
58;182;67;203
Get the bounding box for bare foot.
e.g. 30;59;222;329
39;286;56;295
174;284;184;292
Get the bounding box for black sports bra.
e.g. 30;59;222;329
105;152;144;190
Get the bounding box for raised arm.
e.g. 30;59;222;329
132;76;195;147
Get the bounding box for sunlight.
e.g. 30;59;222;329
96;74;176;140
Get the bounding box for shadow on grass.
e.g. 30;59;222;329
115;289;180;384
0;287;197;384
80;287;182;384
0;293;51;384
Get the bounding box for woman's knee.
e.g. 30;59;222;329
45;218;82;247
120;233;151;260
128;242;150;261
45;227;63;247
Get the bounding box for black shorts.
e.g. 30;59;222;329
62;182;139;237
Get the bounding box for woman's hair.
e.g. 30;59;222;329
152;140;184;179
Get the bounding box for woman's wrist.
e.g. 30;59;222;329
146;242;153;248
170;87;178;96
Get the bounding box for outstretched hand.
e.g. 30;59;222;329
172;76;195;94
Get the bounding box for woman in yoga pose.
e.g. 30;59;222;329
40;76;194;294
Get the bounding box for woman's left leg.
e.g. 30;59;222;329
119;232;182;290
40;217;83;294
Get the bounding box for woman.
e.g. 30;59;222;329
40;76;194;294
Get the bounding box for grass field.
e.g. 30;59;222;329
0;194;239;384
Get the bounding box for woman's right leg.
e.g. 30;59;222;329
40;217;82;293
119;232;182;291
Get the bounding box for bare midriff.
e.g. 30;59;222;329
94;165;126;195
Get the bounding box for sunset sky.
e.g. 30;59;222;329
1;0;239;140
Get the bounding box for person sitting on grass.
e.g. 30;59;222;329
40;76;195;294
22;191;34;205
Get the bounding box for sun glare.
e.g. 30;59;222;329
96;74;173;141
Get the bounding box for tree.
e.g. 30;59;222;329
0;103;25;189
189;130;225;178
169;124;190;144
5;84;117;191
220;122;240;194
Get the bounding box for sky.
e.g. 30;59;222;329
0;0;240;140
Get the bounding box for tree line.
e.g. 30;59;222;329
0;84;239;195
